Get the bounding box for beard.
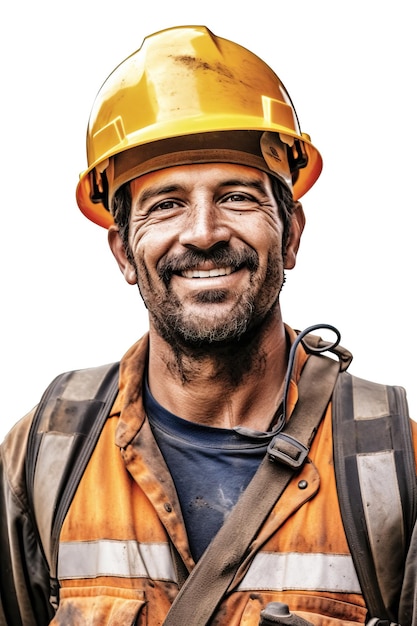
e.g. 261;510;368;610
150;284;259;346
135;245;285;350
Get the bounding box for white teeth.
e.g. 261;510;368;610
182;267;233;278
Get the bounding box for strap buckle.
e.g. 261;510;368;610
267;433;309;468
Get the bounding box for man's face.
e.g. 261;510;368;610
110;163;299;347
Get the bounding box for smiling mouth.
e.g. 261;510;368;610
159;248;258;285
181;267;234;279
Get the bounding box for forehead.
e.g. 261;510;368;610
129;162;272;198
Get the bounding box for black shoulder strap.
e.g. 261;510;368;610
26;361;119;609
332;372;417;623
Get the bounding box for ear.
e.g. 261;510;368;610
107;225;137;285
284;201;306;269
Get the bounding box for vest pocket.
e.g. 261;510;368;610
50;586;146;625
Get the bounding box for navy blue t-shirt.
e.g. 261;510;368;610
144;381;275;561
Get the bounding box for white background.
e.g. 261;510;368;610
1;1;415;441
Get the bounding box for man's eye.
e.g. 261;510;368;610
223;193;256;205
151;199;179;212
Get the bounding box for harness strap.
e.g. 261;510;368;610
333;372;417;623
26;361;119;608
163;352;340;626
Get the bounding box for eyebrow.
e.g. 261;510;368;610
138;184;181;204
219;178;268;194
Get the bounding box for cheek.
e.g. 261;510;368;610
253;229;286;289
249;219;284;263
130;232;169;288
136;259;155;297
128;220;147;255
134;222;181;269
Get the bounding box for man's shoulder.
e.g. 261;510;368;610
1;361;120;495
1;408;36;504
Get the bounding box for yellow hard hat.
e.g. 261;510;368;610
76;25;322;228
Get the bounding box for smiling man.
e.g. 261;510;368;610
1;25;417;626
108;163;304;404
109;162;304;438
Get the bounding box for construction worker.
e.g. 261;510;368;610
1;25;416;626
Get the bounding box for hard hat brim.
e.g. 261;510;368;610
76;129;322;228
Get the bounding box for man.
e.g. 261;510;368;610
1;25;416;626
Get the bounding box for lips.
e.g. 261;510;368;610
181;267;234;278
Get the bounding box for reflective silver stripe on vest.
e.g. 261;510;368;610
58;542;361;593
237;552;361;593
58;540;176;582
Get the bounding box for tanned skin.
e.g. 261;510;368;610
108;163;305;432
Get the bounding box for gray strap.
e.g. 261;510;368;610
27;362;119;608
163;354;340;626
333;372;417;622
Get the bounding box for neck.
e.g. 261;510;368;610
147;310;289;430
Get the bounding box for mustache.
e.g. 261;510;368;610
158;246;259;283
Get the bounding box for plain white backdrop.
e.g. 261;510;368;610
1;1;415;441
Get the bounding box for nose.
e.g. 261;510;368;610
178;201;231;251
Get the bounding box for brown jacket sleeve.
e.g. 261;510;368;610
0;411;54;626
